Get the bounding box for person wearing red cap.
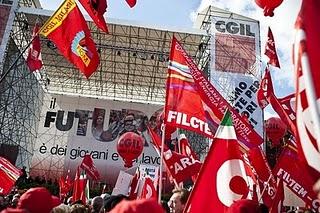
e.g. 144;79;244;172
227;199;268;213
109;198;164;213
14;187;60;213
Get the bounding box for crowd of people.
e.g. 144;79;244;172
0;185;190;213
0;183;276;213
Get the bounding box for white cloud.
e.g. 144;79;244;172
190;0;302;97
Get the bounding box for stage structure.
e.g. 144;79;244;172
195;6;264;138
0;0;210;174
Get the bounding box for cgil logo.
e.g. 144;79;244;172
215;21;255;37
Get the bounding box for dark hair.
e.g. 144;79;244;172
104;194;129;212
172;188;190;205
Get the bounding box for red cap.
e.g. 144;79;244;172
17;187;60;213
227;199;261;213
109;198;164;213
0;208;27;213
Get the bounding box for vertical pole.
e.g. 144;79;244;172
158;124;166;203
0;36;36;83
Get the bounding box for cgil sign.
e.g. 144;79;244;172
215;21;255;37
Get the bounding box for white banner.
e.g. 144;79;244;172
30;94;162;185
210;15;263;137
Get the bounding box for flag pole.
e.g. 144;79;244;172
258;173;273;202
300;56;320;149
158;123;166;203
0;35;36;84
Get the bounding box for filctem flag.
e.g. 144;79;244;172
214;110;237;140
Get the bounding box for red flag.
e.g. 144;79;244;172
246;147;277;208
256;68;273;109
128;168;140;200
265;27;280;68
140;177;157;199
273;145;318;212
148;127;201;184
165;36;263;149
78;0;108;33
26;23;43;72
257;68;297;133
278;93;296;125
184;111;252;212
125;0;136;8
178;134;201;182
39;0;100;79
72;167;87;204
59;170;73;199
0;157;22;195
80;154;100;180
293;0;320;173
269;180;284;213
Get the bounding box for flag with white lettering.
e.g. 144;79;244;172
257;68;297;134
148;127;201;183
164;37;219;139
246;147;277;208
256;68;273;109
168;36;263;149
265;27;280;68
269;180;284;213
39;0;100;79
273;145;318;212
293;0;320;173
26;23;43;72
184;110;252;212
178;134;201;182
278;93;296;127
80;154;100;180
0;157;22;195
78;0;108;33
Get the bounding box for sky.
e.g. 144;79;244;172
39;0;302;118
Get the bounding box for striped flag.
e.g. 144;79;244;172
0;157;22;195
293;0;320;173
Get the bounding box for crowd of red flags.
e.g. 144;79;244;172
11;0;319;212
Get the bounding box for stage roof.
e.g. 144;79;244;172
15;7;208;105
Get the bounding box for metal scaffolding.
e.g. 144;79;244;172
1;0;210;170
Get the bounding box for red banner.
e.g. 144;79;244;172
246;147;277;207
0;157;22;195
265;27;280;68
148;127;201;183
273;146;319;212
168;37;263;149
39;0;99;79
26;24;43;72
293;0;320;173
80;154;100;180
